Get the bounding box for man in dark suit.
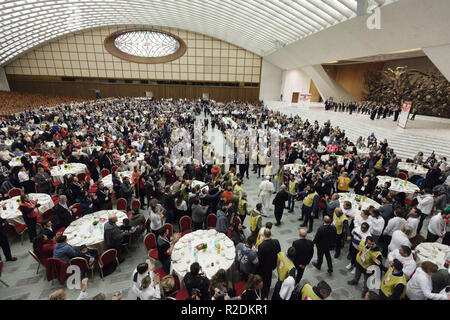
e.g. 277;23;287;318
312;216;336;274
256;229;281;299
291;228;314;283
272;184;288;226
51;195;77;231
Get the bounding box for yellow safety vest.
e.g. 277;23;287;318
301;284;322;300
356;240;381;270
288;180;297;195
374;159;383;170
238;199;247;216
256;228;265;247
258;154;266;165
248;212;261;232
332;213;348;235
381;267;407;299
303;191;318;207
276;252;295;281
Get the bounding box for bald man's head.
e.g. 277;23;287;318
324;216;331;224
299;229;307;238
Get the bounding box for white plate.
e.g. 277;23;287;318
225;251;235;260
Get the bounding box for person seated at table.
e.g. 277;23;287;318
0;177;14;200
12;147;23;157
78;245;98;266
32;233;56;268
53;234;81;263
104;212;127;263
79;190;94;216
34;166;53;195
42;219;56;240
354;176;374;197
117;161;129;173
68;176;83;203
51;195;78;231
231;222;246;246
383;158;398;177
17;166;34;194
184;262;211;300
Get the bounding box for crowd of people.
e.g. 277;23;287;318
0;96;448;300
324;100;419;121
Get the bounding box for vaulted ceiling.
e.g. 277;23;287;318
0;0;397;66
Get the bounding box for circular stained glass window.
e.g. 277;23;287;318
104;29;186;64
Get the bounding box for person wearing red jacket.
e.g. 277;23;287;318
32;233;56;268
19;194;40;242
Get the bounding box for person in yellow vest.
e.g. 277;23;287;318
380;259;407;300
348;236;382;293
332;207;349;259
299;185;319;233
233;179;244;199
237;194;248;227
291;281;332;300
276;247;296;281
337;172;350;192
256;222;273;248
287;174;298;213
248;203;263;238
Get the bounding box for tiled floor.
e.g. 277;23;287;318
0;107;439;300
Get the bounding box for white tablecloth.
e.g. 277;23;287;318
171;229;235;281
120;153;145;163
102;171;132;190
283;163;305;175
321;154;344;166
8;156;38;167
346;146;371;158
337;193;380;213
0;193;54;226
64;210;127;252
415;242;449;270
45;142;56;149
376;176;420;199
397;162;429;177
50;163;88;182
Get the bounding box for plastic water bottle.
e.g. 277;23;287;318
194;248;198;263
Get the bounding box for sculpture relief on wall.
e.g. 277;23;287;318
363;66;450;118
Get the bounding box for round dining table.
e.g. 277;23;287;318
415;242;449;270
376;176;420;200
397;162;429;177
321;154;344;166
0;193;54;226
8;156;38;167
337;193;380;213
64;210;128;253
50;163;88;182
101;171;132;190
171;229;236;284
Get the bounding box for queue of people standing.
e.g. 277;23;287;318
0;97;448;300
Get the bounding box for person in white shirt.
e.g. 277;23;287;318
138;274;161;300
368;208;384;245
388;226;412;253
354;208;372;230
382;208;407;256
406;261;449;300
342;201;359;226
258;176;274;215
18;166;30;183
278;268;297;300
347;222;371;272
426;211;450;242
405;207;421;240
131;260;155;300
388;246;416;279
416;188;434;233
149;199;164;234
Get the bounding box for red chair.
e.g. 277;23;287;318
234;281;247;297
179;216;192;236
175;289;189;300
144;233;159;260
126;211;133;218
164;223;173;238
77;173;86;182
69;257;94;280
30;151;37;156
46;258;69;285
94;159;98;168
227;228;232;238
153;267;167;279
56;226;66;234
116;198;127;211
397;172;408;180
5;223;28;245
131;199;141;210
98;249;121;280
232;215;241;226
58;159;65;165
111;165;118;173
101;168;110;178
53;180;62;188
8;188;21;198
0;261;8;287
72;203;83;219
29;250;43;274
37;209;54;224
144;217;151;233
35;148;43;156
206;214;217;229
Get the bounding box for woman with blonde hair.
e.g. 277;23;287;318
138;274;161;300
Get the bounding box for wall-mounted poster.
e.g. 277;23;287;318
398;101;412;129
